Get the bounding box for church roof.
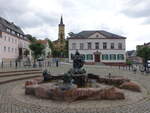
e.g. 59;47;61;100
69;30;126;39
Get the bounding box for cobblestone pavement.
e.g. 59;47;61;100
0;65;150;113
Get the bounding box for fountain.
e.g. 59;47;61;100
25;51;141;101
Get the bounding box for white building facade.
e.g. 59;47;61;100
0;17;31;62
68;31;126;65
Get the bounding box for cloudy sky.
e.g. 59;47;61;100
0;0;150;50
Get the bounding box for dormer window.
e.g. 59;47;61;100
12;31;15;34
19;34;23;37
6;28;11;32
96;35;99;38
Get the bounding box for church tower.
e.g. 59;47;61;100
58;16;65;43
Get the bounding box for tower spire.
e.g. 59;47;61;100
60;15;63;25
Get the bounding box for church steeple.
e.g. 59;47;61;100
59;15;64;26
58;16;65;43
60;16;63;25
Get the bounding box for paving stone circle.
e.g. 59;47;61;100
0;65;150;113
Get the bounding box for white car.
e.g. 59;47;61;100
147;60;150;68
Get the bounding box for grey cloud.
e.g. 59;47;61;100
60;0;75;8
0;0;58;29
0;0;29;16
16;11;58;28
122;7;150;18
121;0;150;18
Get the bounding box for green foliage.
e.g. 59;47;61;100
137;46;150;63
126;60;132;65
29;42;45;59
47;39;54;51
26;34;37;43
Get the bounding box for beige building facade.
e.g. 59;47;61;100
68;30;126;65
0;17;31;62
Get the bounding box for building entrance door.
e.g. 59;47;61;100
19;48;23;59
95;54;100;62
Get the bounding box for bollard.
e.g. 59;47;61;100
10;61;11;68
1;61;3;68
56;60;59;67
15;60;18;68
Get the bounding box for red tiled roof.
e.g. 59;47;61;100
37;40;48;44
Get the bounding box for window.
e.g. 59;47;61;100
95;42;99;49
102;55;104;60
102;54;109;60
117;54;124;60
8;47;10;52
5;36;6;41
110;54;116;60
71;53;74;60
12;31;15;34
12;48;14;52
87;42;92;49
81;54;85;60
8;37;10;42
118;43;122;49
80;43;84;50
103;42;107;49
111;43;114;49
0;32;2;38
12;38;13;43
15;48;17;53
96;35;99;38
4;46;6;52
86;54;93;60
110;54;113;60
6;28;11;32
15;39;17;43
112;54;116;60
72;43;76;49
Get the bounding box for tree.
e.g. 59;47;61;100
47;39;54;51
26;34;37;43
29;43;45;60
126;59;132;66
137;46;150;71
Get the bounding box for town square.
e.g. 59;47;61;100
0;0;150;113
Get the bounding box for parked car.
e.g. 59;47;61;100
37;57;44;61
